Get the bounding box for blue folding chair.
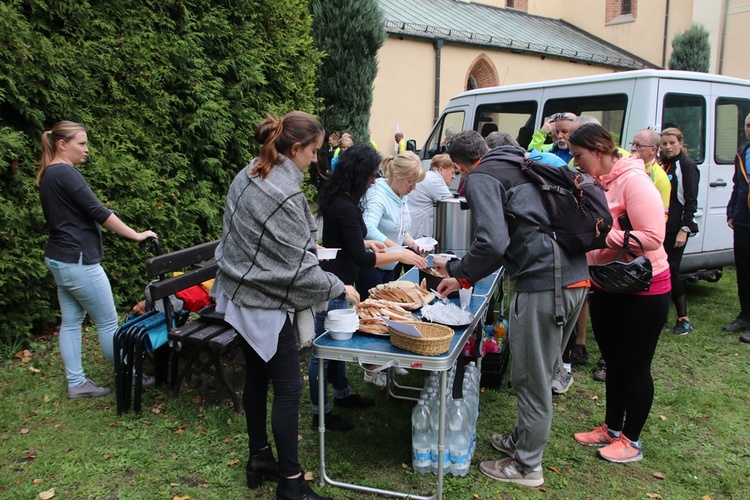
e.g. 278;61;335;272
114;308;177;414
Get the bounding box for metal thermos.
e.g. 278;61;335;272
433;197;474;257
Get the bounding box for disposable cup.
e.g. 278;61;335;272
459;287;473;309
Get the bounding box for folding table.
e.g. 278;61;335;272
312;268;502;499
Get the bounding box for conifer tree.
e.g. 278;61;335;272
668;23;711;73
310;0;386;143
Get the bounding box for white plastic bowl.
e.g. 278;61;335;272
329;330;354;341
431;253;457;266
327;309;357;318
325;318;359;331
317;248;340;260
384;246;407;253
414;237;438;252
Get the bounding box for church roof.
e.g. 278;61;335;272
378;0;656;70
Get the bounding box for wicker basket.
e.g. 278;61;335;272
388;321;454;356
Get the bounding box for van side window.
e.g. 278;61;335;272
542;94;628;146
662;93;706;163
715;98;750;164
424;111;465;159
475;101;538;149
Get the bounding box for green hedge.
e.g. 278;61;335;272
0;0;322;356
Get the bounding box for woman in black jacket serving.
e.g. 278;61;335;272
308;143;427;426
659;127;700;335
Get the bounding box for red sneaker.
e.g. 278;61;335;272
597;435;643;463
574;423;615;447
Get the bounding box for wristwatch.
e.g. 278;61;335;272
680;225;691;234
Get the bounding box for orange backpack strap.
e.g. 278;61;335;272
738;149;750;209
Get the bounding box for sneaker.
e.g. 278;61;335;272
393;367;409;376
597;435;643;463
490;432;516;456
574;423;616;447
723;318;750;332
673;318;692;335
68;379;111;399
551;371;573;395
334;393;375;409
740;331;750;344
312;412;354;432
592;359;607;382
363;370;387;389
479;457;544;487
562;344;589;365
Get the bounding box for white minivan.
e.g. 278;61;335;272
419;69;750;282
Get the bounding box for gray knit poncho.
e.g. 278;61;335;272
214;156;345;310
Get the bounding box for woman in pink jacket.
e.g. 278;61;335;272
568;123;671;464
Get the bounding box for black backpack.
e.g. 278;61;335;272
512;156;613;254
478;153;613;326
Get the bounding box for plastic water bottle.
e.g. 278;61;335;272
447;399;471;476
411;399;432;474
429;397;451;474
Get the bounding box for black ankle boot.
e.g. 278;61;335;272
246;447;281;489
276;474;333;500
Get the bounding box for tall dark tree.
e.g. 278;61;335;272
668;23;711;73
310;0;386;143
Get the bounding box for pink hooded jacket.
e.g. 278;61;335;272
587;155;670;277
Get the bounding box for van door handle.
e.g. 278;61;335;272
709;180;727;187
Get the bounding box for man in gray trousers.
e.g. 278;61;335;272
435;130;587;487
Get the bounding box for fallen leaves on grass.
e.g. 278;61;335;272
659;415;668;421
304;471;313;481
38;488;54;499
29;366;40;374
654;472;666;480
15;350;32;363
172;496;190;500
646;493;662;499
20;428;29;435
103;454;115;460
227;460;240;466
548;466;560;473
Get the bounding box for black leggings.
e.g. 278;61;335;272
590;290;670;441
240;317;304;477
664;231;688;316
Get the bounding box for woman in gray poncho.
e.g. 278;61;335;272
213;111;359;500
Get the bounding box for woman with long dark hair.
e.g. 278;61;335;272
308;143;427;418
659;127;700;335
213;111;359;500
37;120;157;399
569;123;671;464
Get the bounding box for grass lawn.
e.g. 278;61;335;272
1;269;748;499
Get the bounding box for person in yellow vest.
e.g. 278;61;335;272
395;132;407;153
631;129;671;220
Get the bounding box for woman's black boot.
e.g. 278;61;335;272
276;474;333;500
246;447;281;489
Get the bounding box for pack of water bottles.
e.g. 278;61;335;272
411;362;481;476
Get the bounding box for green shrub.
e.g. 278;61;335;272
0;0;322;356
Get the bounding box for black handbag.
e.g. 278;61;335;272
589;231;653;293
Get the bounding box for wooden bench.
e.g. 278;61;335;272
145;240;243;412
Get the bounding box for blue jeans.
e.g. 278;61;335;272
307;298;352;413
45;256;117;387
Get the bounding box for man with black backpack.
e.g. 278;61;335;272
436;130;592;487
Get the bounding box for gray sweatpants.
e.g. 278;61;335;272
507;287;587;471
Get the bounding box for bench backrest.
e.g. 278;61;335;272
145;240;220;302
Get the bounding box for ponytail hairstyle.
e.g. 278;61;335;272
36;120;87;189
380;151;425;184
252;111;324;178
568;123;619;157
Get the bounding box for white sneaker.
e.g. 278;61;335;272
552;371;574;395
363;370;387;388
